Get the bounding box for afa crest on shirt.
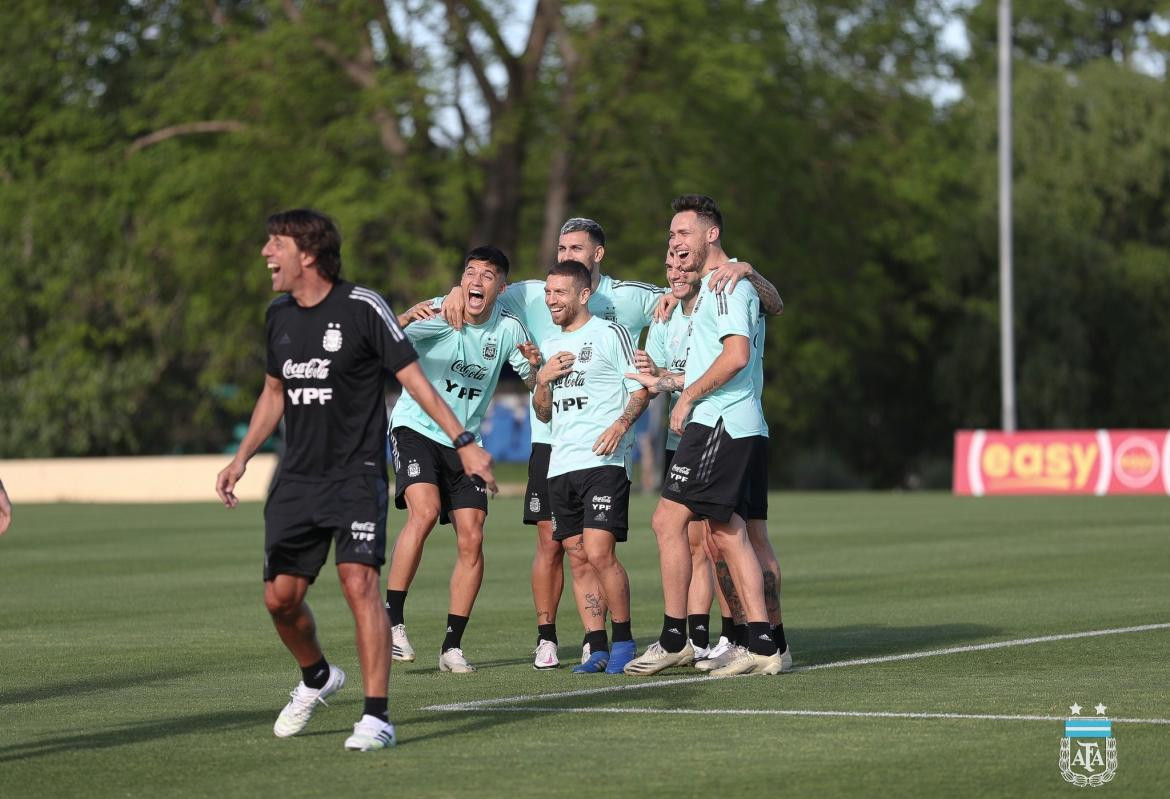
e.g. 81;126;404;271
323;322;343;352
483;340;497;360
578;343;593;363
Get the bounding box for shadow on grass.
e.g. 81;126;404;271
790;622;1002;666
0;708;275;763
0;668;206;707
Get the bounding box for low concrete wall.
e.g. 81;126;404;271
0;455;278;503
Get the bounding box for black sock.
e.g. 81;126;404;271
720;615;735;642
611;619;632;643
441;614;469;652
772;623;787;653
687;614;710;649
660;615;687;652
363;696;388;723
734;623;749;647
385;589;407;626
748;621;779;656
585;629;609;654
301;656;329;689
537;623;558;645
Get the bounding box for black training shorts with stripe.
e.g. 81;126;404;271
390;426;487;525
660;419;754;523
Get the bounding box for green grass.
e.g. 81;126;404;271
2;494;1167;797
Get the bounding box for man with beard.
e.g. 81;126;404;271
532;260;649;673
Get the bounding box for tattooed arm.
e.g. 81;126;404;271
668;335;749;435
624;369;685;396
593;388;649;456
706;261;784;316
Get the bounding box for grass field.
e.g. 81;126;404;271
2;493;1167;797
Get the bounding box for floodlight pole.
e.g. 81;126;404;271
998;0;1017;432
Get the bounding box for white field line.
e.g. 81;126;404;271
429;707;1170;725
423;622;1170;715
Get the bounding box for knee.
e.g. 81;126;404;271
535;535;563;563
407;505;440;534
337;565;378;598
457;529;484;560
264;589;298;618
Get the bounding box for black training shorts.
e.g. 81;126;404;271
263;474;388;582
660;419;754;523
548;465;631;542
737;436;769;521
390;426;487;525
523;442;553;524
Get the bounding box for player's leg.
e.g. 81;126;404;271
438;509;484;673
685;519;714;658
264;480;346;738
525;443;565;667
386;428;444;663
707;513;783;677
564;534;609;673
334;474;396;750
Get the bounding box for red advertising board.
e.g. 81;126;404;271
953;430;1170;496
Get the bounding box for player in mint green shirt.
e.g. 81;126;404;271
625;194;786;678
437;217;664;670
384;247;539;674
533;260;649;673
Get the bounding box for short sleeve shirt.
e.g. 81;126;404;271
266;280;418;480
645;307;694;450
539;315;644;478
498;273;663;445
390;303;533;446
684;280;766;439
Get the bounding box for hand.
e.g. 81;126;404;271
592;419;630;456
440;285;466;330
456;444;498;496
633;349;659;376
653;293;679;322
669;393;694;436
517;341;542;370
537;351;575;386
215;459;246;508
399;300;438;326
706;261;752;294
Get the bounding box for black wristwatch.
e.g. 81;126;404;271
452;431;476;449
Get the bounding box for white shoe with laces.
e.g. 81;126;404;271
706;636;733;660
344;714;396;751
439;647;476;673
694;643;745;672
689;640;711;662
273;665;346;738
391;624;415;662
621;641;695;675
533;639;559;670
709;646;785;677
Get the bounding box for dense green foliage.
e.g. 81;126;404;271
2;1;1168;485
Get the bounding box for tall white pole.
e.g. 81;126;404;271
998;0;1017;432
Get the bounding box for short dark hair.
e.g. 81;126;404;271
671;194;723;237
559;217;606;248
547;260;590;292
465;246;510;279
266;209;342;281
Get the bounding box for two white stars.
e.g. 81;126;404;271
1069;703;1107;715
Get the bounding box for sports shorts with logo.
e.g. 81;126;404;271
547;465;630;542
662;448;676;491
737;436;769;521
522;442;553;524
263;473;388;582
660;419;754;523
391;426;487;525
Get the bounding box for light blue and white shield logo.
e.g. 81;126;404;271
1059;703;1117;787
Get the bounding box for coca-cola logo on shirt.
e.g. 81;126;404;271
283;358;332;380
451;360;488;381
